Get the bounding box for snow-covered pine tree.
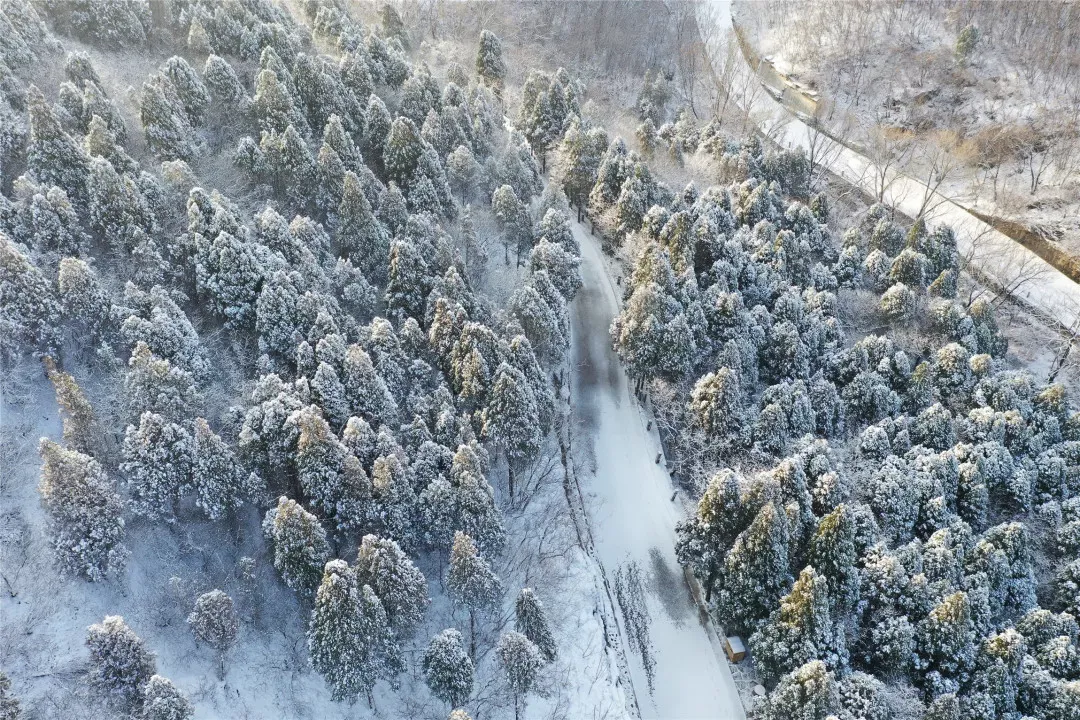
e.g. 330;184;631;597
528;240;581;300
354;535;430;641
481;362;542;500
675;469;743;603
385;238;432;323
338;170;388;283
192;418;260;521
515;588;556;661
749;566;849;686
808;504;860;615
308;560;369;701
506;334;555;435
141;675;193;720
263;496;331;595
491;184;531;266
371;452;418;547
916;591;977;685
447;145;479;205
85;616;156;711
38;439;126;581
0;234;62;360
57;257;111;340
384;116;424;188
139;75;194;161
162;56;210;127
292;405;372;529
203;55;247;108
342;344;399;428
422;628;475;709
26;84;89;204
187;590;239;679
312;361;350;428
689;367;744;449
120;412;192;522
759;661;838;720
43;358;98;456
475;30;506;86
718;501;791;634
497;631;545;720
308;560;402;706
448;531;503;659
252;69;306;135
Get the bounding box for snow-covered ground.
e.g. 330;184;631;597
701;0;1080;331
567;217;747;720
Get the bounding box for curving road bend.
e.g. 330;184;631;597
568;217;747;720
702;0;1080;330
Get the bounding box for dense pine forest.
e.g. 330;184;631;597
0;1;1077;720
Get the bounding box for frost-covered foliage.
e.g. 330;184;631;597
515;588;557;662
475;30;506;86
187;590;239;679
141;675;194;720
308;559;401;703
38;439;127;581
4;3;1074;717
85;616;156;711
497;631;545;717
422;628;474;709
263;496;331;595
613;112;1080;719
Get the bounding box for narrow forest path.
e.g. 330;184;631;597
566;217;747;720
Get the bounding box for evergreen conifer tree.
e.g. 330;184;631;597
749;566;849;685
263;496;331;595
162;56;210;127
718;501;791;633
354;534;430;641
675;469;743;602
120;412;193;522
203;55;247;107
187;590;239;679
338;171;388;282
808;504;860;615
481;363;542;500
448;532;503;659
140;75;194;161
308;560;401;706
39;439;127;581
475;31;507;86
515;588;556;661
193;418;259;521
26;85;89;203
141;675;193;720
497;631;544;720
85;616;156;711
422;629;474;709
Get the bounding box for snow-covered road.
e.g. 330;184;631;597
568;218;746;720
703;0;1080;330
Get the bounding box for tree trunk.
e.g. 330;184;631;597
218;651;225;680
367;689;374;710
508;462;515;501
469;609;477;661
705;568;717;603
514;693;520;720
